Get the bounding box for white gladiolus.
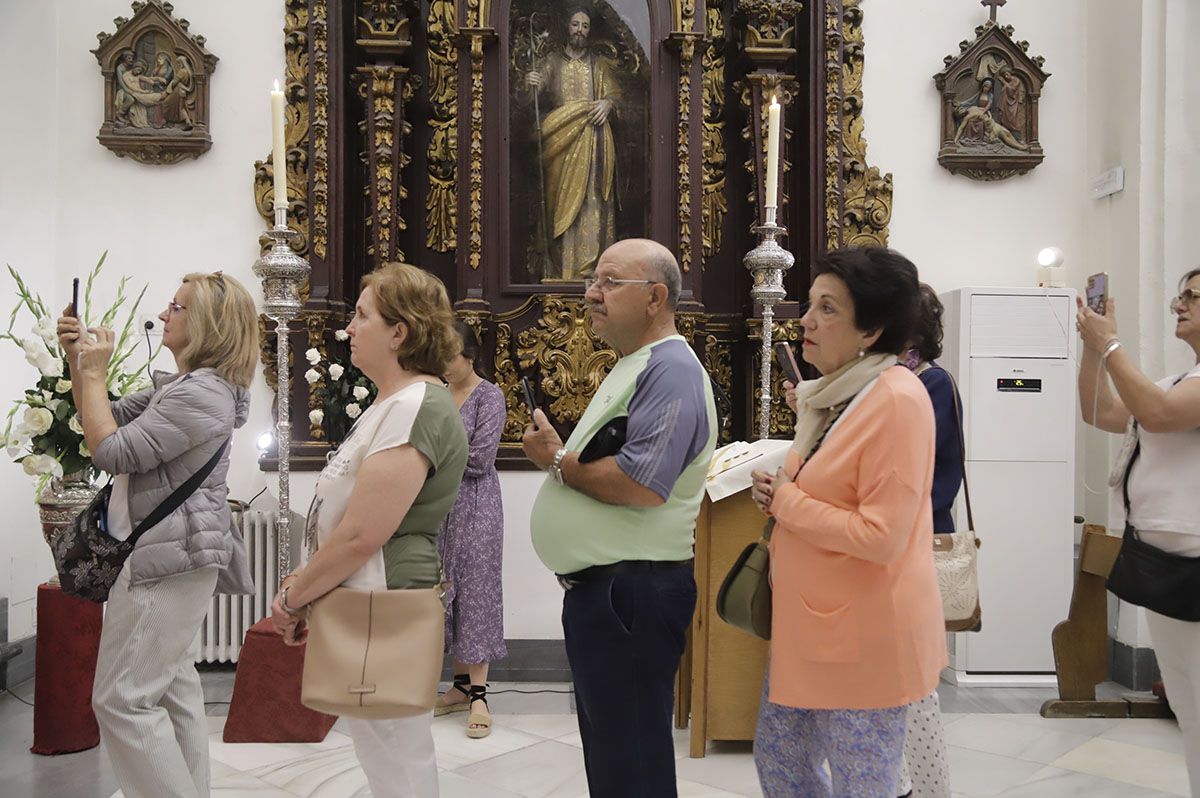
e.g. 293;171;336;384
309;409;325;426
305;347;321;365
23;336;63;377
353;386;369;402
21;454;62;478
55;379;72;394
69;415;84;435
329;364;345;380
33;317;57;346
345;403;362;419
334;330;349;341
6;435;27;459
21;406;53;437
304;368;321;385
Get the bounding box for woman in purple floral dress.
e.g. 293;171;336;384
435;321;507;738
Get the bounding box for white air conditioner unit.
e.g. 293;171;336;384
940;287;1077;685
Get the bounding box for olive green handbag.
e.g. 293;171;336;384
715;518;776;639
715;400;849;640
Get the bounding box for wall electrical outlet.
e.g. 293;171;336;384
139;314;163;336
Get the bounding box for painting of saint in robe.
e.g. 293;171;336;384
512;3;647;283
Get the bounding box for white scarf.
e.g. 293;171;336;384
790;353;898;459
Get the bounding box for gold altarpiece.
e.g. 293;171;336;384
253;0;892;469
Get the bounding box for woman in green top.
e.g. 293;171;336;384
270;262;468;798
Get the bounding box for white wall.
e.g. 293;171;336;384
0;0;283;639
862;0;1089;295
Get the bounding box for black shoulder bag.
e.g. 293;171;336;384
1106;417;1200;622
51;439;230;603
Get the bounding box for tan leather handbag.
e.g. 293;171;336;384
935;369;982;633
301;583;446;719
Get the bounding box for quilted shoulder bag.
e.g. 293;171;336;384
715;401;848;640
51;439;229;602
935;371;982;633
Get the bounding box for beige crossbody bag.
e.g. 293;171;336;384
300;508;446;718
921;364;983;633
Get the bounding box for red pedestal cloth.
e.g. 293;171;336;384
222;618;336;743
31;583;103;755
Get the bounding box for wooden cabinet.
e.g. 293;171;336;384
678;491;771;757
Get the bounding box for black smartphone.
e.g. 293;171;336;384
71;277;80;319
774;341;801;384
521;376;537;418
1086;272;1108;315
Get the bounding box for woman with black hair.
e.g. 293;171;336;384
433;321;508;739
893;283;960;798
751;247;947;797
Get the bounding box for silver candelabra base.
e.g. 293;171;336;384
253;207;310;581
743;206;795;440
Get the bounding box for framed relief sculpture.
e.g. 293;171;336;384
93;0;218;164
934;0;1048;181
508;2;650;284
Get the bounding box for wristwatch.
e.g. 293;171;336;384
548;447;569;485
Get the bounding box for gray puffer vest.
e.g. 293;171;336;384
93;368;254;593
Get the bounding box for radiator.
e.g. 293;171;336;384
195;510;279;663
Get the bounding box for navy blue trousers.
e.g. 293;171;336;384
562;565;696;798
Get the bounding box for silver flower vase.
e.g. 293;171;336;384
37;469;98;584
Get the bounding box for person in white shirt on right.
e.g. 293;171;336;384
1077;267;1200;794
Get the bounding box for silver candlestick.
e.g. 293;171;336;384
743;206;795;440
253;207;310;581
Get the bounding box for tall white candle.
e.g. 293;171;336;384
764;95;781;210
271;81;288;212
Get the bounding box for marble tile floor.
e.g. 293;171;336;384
0;676;1190;798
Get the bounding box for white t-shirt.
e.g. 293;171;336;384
1126;363;1200;551
305;381;465;592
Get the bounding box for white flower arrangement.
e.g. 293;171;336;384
3;253;154;486
305;332;376;444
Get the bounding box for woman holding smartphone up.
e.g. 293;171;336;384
1077;268;1200;793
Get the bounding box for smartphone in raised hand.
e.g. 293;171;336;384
70;277;80;319
774;341;801;385
1086;272;1108;315
521;376;537;420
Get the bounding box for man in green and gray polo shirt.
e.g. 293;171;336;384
523;239;717;798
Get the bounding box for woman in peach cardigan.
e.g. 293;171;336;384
751;248;947;797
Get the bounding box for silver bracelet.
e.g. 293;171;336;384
1101;339;1122;364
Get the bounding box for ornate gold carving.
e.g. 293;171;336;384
356;0;411;54
670;30;703;274
701;8;727;261
494;322;531;443
254;0;312;256
739;0;803;60
750;319;803;436
456;308;490;349
738;74;797;219
841;0;891;247
823;0;843;250
311;0;330;258
517;298;617;424
457;27;494;270
703;334;734;444
426;0;458;252
358;65;412;265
